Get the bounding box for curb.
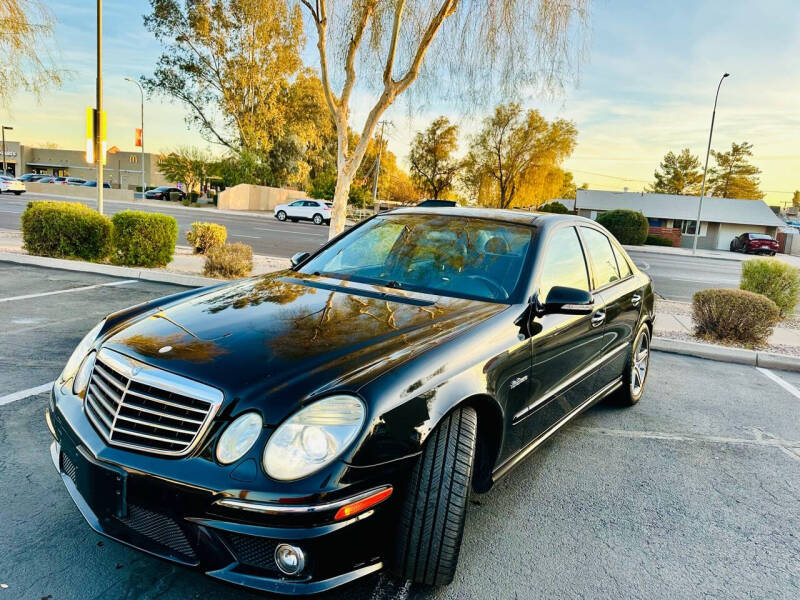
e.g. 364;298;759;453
652;336;800;372
0;251;219;288
623;245;743;263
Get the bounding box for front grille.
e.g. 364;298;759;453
115;504;197;562
84;347;223;457
224;533;282;574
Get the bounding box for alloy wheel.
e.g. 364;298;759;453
631;330;650;397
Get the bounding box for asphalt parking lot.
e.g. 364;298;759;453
1;262;799;599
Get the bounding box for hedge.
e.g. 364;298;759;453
538;201;569;214
595;210;649;245
645;235;673;247
111;211;178;267
204;243;253;279
21;201;112;261
740;257;800;317
186;222;227;254
693;288;780;346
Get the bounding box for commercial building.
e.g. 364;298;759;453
1;140;171;190
555;190;786;251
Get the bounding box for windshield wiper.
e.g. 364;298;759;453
382;280;403;289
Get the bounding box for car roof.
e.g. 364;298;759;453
388;206;595;228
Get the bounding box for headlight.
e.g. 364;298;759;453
72;352;96;398
216;412;263;464
263;395;365;481
60;320;105;384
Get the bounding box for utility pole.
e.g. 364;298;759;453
95;0;104;214
1;126;12;176
372;120;389;213
692;72;729;254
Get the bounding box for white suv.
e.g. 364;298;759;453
274;199;332;225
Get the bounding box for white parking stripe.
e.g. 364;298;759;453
757;367;800;400
0;382;54;406
230;234;261;239
0;279;137;303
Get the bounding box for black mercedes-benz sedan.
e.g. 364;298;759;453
46;208;654;594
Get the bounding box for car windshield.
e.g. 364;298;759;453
749;234;772;240
298;214;534;303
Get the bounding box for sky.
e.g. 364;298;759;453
7;0;800;207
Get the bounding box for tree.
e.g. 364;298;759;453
144;0;333;187
408;116;461;200
297;0;589;237
555;170;587;200
462;103;577;209
158;146;214;193
707;141;764;200
791;190;799;208
648;148;703;195
0;0;63;106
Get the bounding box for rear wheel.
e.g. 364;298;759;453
611;323;650;406
312;213;323;225
276;210;287;221
13;191;22;195
393;406;477;586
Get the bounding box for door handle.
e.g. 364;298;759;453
631;294;641;307
591;310;605;328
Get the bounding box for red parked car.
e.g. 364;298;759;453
730;232;779;255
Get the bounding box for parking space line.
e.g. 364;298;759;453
756;367;800;400
231;234;261;239
0;279;137;303
0;382;54;406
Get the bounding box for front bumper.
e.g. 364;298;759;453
47;385;411;595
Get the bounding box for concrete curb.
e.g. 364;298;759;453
652;336;800;372
0;251;218;288
623;244;743;263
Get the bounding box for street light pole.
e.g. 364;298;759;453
124;77;145;196
96;0;104;214
1;126;12;176
692;72;730;254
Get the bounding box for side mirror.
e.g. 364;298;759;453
290;251;310;267
542;286;594;315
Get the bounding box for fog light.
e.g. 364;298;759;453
274;543;305;575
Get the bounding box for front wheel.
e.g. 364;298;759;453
393;406;477;586
312;213;323;225
276;210;287;221
612;323;651;406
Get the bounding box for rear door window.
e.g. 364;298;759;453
580;227;620;289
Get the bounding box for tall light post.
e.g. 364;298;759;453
1;126;13;176
692;72;730;254
124;77;145;196
95;0;104;214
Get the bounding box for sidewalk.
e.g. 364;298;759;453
655;299;799;356
624;243;800;268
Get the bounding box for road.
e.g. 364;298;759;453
0;192;331;259
2;263;799;599
0;192;754;301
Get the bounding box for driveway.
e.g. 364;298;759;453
1;263;799;599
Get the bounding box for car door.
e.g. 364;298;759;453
579;226;642;390
512;225;607;445
286;201;305;219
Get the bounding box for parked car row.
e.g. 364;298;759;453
144;186;187;200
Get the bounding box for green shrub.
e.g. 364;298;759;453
186;222;227;254
21;201;112;261
595;209;649;245
111;211;178;267
182;198;191;206
204;243;253;279
693;288;780;346
538;201;569;214
645;234;674;247
740;257;800;317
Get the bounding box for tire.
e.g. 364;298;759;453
729;241;735;252
13;191;22;195
276;210;287;221
313;213;323;225
393;406;477;586
611;323;651;406
770;251;776;256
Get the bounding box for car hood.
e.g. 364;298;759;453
101;272;505;424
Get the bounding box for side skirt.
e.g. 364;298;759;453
491;376;623;482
